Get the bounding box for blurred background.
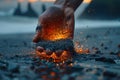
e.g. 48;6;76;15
0;0;120;34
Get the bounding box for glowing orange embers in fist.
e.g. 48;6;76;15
35;39;74;63
36;48;72;63
33;0;83;62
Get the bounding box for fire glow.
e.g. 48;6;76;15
42;30;72;41
36;47;72;63
35;41;90;63
33;0;90;63
74;42;90;54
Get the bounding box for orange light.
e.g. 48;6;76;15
47;32;71;41
74;42;90;54
28;0;38;3
83;0;92;3
40;0;56;2
36;50;72;63
50;72;56;77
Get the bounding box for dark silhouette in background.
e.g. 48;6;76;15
23;2;38;17
41;4;46;13
80;0;120;19
13;2;38;18
13;0;120;19
13;2;23;16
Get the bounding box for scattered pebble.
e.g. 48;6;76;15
95;57;116;63
114;60;120;64
100;43;104;47
118;44;120;49
86;35;91;39
104;47;108;50
0;28;120;80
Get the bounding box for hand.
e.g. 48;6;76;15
33;0;83;43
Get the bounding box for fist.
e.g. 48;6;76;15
33;4;74;43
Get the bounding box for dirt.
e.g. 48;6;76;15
0;27;120;80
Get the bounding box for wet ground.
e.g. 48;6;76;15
0;27;120;80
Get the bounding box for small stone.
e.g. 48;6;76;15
55;50;63;57
0;75;10;80
118;44;120;48
35;65;47;73
95;50;101;54
14;54;19;57
8;63;19;73
86;35;91;39
116;51;120;55
0;60;8;71
104;47;108;50
0;53;2;57
114;60;120;64
103;71;117;77
110;52;115;55
70;73;79;77
36;46;44;52
92;47;99;51
46;49;53;55
0;63;7;71
23;41;27;46
100;43;104;47
95;57;115;63
61;75;69;80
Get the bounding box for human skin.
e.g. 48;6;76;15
33;0;83;43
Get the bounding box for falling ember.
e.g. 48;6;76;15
74;42;90;54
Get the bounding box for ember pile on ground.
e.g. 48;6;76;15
0;27;120;80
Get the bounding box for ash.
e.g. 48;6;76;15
36;39;74;52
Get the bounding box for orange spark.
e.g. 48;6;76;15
74;42;90;54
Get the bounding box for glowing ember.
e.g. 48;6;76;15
35;39;74;63
33;0;84;42
41;30;72;41
74;42;90;54
36;50;72;63
83;0;92;3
